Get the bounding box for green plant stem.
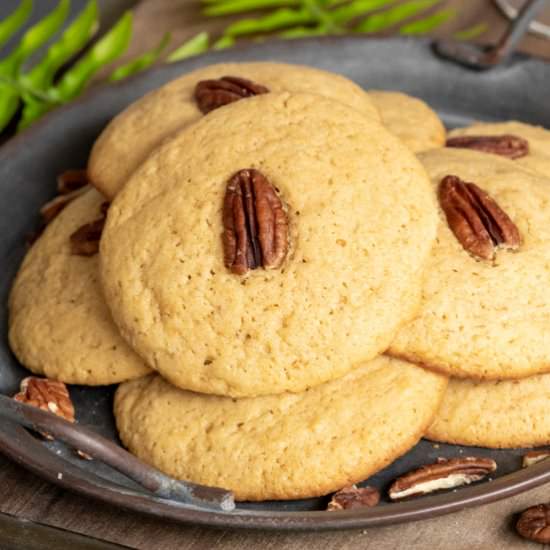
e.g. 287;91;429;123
204;0;299;17
109;32;170;82
399;8;455;34
330;0;396;26
213;35;236;49
0;0;33;49
223;7;314;37
0;0;69;133
355;0;439;32
20;0;98;92
51;10;133;103
166;32;209;62
280;23;334;37
453;22;488;40
0;75;57;103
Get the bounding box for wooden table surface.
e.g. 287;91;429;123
2;1;550;548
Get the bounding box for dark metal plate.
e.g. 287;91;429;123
1;36;550;530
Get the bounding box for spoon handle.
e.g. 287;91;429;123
492;0;548;60
0;393;235;512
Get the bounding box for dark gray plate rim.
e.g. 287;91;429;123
1;35;550;531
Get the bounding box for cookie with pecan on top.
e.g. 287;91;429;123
88;62;381;199
101;92;438;397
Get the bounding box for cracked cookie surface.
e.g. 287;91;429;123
115;356;447;501
390;148;550;380
9;189;151;385
101;92;438;397
88;62;381;199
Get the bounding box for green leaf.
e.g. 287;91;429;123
223;7;313;37
279;24;330;38
355;0;439;33
204;0;299;17
213;35;235;49
0;75;56;102
109;32;170;82
0;0;69;133
52;11;133;102
453;22;488;40
0;0;70;78
0;0;33;50
20;0;98;92
399;8;455;34
166;32;209;63
16;97;49;131
330;0;396;26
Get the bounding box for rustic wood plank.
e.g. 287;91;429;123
0;454;545;549
0;511;129;550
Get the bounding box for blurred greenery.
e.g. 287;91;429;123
199;0;484;48
0;0;486;133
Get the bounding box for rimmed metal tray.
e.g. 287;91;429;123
1;36;550;531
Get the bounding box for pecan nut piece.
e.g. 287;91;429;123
57;169;89;194
439;175;521;261
327;485;380;511
388;457;497;500
223;169;289;275
12;377;91;459
516;503;550;543
70;201;110;256
40;186;89;225
194;76;269;114
523;450;550;468
13;377;75;439
446;134;529;159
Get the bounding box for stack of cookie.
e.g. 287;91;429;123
8;61;550;503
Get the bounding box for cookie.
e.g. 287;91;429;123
448;121;550;178
389;148;550;380
100;92;438;397
9;189;151;385
368;90;445;153
115;356;447;501
89;62;381;199
427;374;550;448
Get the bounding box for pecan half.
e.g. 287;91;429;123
13;377;75;439
388;457;497;500
194;76;269;114
439;175;521;261
40;186;89;225
446;134;529;159
13;377;91;459
523;450;550;468
70;202;109;256
222;169;289;275
57;169;89;194
517;503;550;543
327;485;380;511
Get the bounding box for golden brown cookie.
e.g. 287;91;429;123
390;148;550;380
9;189;151;385
447;121;550;178
369;90;445;152
115;356;447;501
101;92;438;397
427;374;550;448
89;62;381;198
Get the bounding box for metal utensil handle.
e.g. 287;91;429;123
494;0;550;39
0;394;235;512
494;0;548;59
